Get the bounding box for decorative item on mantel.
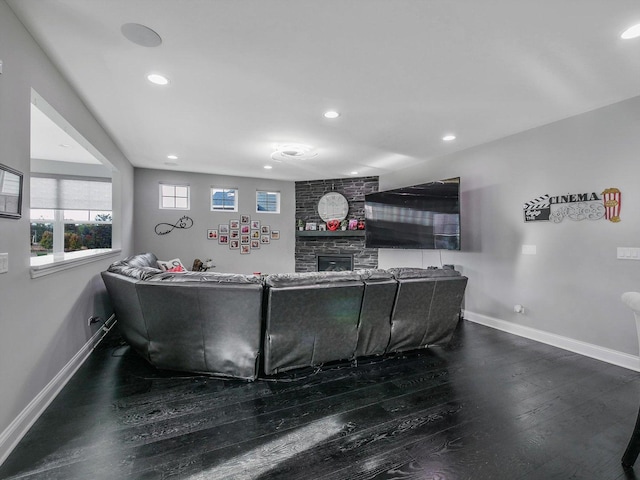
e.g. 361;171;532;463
297;219;304;231
340;219;348;231
348;219;358;230
357;220;365;230
327;219;340;231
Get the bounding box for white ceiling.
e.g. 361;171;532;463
31;104;102;165
9;0;640;181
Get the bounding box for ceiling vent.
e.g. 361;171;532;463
271;144;318;162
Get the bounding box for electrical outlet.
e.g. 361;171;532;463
0;253;8;274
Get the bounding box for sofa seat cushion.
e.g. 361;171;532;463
265;271;362;288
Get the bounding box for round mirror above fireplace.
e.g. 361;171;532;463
317;192;348;222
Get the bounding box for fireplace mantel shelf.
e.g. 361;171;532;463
296;230;365;237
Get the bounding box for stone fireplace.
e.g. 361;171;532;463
295;176;379;272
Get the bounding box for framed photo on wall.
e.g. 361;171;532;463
251;220;260;230
229;239;240;249
219;224;229;234
240;214;250;224
251;239;260;249
207;229;218;240
219;234;229;245
0;163;23;219
230;220;240;229
240;245;250;254
271;230;280;240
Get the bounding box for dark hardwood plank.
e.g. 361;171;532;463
1;320;638;480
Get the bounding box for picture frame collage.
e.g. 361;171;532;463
207;214;279;254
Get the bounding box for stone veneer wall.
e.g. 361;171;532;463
295;176;379;272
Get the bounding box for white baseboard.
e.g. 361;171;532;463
0;316;116;466
464;310;640;372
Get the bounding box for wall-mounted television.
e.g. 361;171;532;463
364;177;460;250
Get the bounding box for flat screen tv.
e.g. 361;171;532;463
364;177;460;250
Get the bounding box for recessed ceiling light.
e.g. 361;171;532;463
264;165;273;169
324;111;340;119
147;73;170;85
167;154;178;160
59;143;71;148
621;23;640;39
442;134;456;142
350;171;358;175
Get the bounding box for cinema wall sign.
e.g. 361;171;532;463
523;188;621;223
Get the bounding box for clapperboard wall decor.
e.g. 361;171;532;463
523;188;621;223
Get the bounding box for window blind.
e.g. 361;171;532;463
31;175;112;210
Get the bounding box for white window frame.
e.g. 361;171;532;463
256;190;280;214
211;187;238;212
159;183;190;210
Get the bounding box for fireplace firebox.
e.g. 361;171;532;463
317;254;354;272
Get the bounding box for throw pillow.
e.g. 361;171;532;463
157;258;186;271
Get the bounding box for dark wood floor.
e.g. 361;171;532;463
2;320;640;479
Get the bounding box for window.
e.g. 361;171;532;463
211;187;238;212
160;184;190;210
30;175;112;258
30;91;120;276
256;190;280;213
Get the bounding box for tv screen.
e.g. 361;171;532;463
364;177;460;250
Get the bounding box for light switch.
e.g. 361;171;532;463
617;247;640;260
0;253;8;273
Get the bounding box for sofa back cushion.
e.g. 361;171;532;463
356;272;397;357
263;272;364;375
100;272;151;359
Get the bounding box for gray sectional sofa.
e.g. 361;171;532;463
101;253;468;380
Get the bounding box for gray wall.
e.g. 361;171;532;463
134;168;295;274
0;0;134;447
379;95;640;356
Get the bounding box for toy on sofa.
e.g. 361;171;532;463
192;258;215;271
